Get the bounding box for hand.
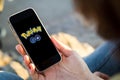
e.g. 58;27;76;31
16;37;102;80
94;72;109;80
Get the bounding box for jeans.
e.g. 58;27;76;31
0;71;23;80
84;40;120;76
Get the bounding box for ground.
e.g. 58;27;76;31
0;0;104;53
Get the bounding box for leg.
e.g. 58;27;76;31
0;71;23;80
84;40;120;76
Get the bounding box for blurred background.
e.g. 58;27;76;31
0;0;104;80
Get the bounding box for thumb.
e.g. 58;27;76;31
51;37;72;57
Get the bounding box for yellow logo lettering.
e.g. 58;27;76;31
21;26;42;39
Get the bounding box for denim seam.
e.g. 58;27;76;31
96;43;120;70
95;45;120;71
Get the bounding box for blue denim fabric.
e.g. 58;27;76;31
84;40;120;76
0;71;23;80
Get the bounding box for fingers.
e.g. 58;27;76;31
24;55;44;80
16;44;26;56
51;37;72;57
23;55;31;67
29;63;36;74
23;55;36;74
16;44;45;79
94;72;109;80
16;44;36;74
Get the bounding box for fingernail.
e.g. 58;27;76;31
15;45;20;50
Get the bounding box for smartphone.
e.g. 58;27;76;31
8;8;61;72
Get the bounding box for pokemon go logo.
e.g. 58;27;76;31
21;26;42;39
21;26;42;44
30;34;41;44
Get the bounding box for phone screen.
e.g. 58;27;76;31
9;8;61;71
